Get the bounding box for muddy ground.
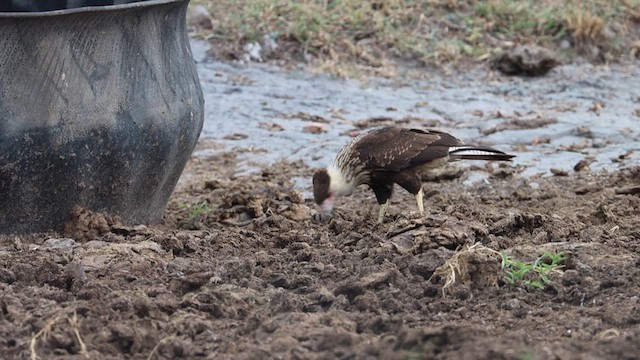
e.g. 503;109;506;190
1;145;640;359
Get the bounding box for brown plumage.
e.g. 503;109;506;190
312;126;515;223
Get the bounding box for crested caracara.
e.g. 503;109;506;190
312;127;515;223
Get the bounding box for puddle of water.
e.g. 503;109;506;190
192;40;640;184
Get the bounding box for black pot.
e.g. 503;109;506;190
0;0;204;233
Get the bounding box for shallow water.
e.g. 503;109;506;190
192;40;640;179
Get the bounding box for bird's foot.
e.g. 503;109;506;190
313;212;332;223
376;202;389;225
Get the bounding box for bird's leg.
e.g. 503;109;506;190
370;180;394;225
392;172;424;216
415;188;424;214
377;201;389;224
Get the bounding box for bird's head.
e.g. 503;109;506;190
312;166;356;215
312;168;334;215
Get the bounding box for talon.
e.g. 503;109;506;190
313;212;331;223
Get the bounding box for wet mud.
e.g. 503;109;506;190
1;41;640;359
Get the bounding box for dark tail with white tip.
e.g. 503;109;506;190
448;146;515;161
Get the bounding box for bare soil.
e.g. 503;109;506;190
1;147;639;360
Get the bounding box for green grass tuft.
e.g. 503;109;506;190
181;201;213;221
501;251;566;289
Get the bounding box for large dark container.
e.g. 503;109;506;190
0;0;204;233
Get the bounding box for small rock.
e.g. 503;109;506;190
550;167;569;176
169;271;213;295
38;238;79;251
360;270;395;289
188;5;213;29
0;268;16;284
204;179;225;190
223;133;249;140
333;281;365;301
283;204;311;221
575;126;593;138
531;136;551;145
615;186;640;196
83;240;109;249
574;158;593;172
490;44;560;76
314;329;354;351
616;149;634;161
243;42;264;62
111;223;148;236
269;272;291;289
589;101;605;115
311;287;335;307
388;235;415;254
502;298;522;310
303;123;327;134
575;183;602;195
258;122;284;132
65;261;87;289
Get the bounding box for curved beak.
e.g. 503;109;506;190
320;194;335;216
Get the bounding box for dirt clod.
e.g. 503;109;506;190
63;205;124;242
490;44;560;76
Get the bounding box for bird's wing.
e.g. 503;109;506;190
353;127;463;171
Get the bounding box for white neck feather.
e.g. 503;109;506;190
327;164;356;197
